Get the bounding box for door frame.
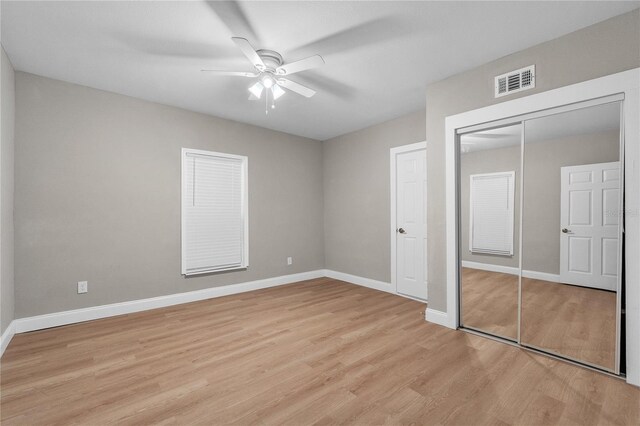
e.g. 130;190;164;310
442;68;640;386
390;141;428;301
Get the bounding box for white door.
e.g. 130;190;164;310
560;161;620;291
395;148;427;300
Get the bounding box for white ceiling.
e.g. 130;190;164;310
2;1;638;141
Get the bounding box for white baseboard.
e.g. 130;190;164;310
324;269;428;304
425;308;456;329
462;261;519;275
9;269;405;340
461;261;561;283
1;320;16;357
522;270;561;283
322;269;393;293
13;270;325;334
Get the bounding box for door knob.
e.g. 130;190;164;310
562;228;570;233
398;228;406;234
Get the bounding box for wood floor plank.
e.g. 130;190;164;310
1;278;638;425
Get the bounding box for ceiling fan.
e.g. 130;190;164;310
202;37;324;110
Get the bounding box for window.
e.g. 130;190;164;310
181;148;248;275
469;171;515;256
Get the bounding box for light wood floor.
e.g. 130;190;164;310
461;268;617;371
2;278;639;425
521;277;617;371
461;267;519;339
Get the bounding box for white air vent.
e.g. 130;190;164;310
495;65;535;98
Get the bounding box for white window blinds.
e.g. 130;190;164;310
469;171;515;256
182;148;248;276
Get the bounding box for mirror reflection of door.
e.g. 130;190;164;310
459;123;521;341
560;161;620;291
520;102;622;372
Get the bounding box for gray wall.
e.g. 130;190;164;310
9;9;640;320
1;46;15;335
14;72;324;318
323;110;425;282
461;131;619;274
426;9;640;312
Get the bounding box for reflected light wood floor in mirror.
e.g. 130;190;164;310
2;278;638;425
461;267;519;339
521;277;617;370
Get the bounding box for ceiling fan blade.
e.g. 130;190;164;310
206;1;258;42
232;37;265;71
248;93;260;101
277;78;316;98
290;17;411;57
292;74;357;100
114;33;227;59
201;70;259;77
276;55;325;76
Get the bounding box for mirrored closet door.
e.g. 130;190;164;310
459;124;521;341
520;101;622;372
458;99;623;374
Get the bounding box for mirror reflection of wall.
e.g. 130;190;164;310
459;123;521;341
520;102;621;371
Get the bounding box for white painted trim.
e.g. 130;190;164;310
9;269;413;338
390;141;427;297
1;321;15;357
323;269;428;304
522;270;561;283
462;261;519;275
390;141;428;154
623;82;640;386
425;308;453;328
461;261;561;283
323;269;393;294
446;68;640;385
13;270;324;334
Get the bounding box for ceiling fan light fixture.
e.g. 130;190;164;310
272;84;285;100
207;37;321;105
261;75;275;89
248;81;264;99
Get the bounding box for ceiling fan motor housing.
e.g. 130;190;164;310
256;49;284;73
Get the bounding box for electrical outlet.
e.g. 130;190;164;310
287;257;293;266
77;281;88;294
